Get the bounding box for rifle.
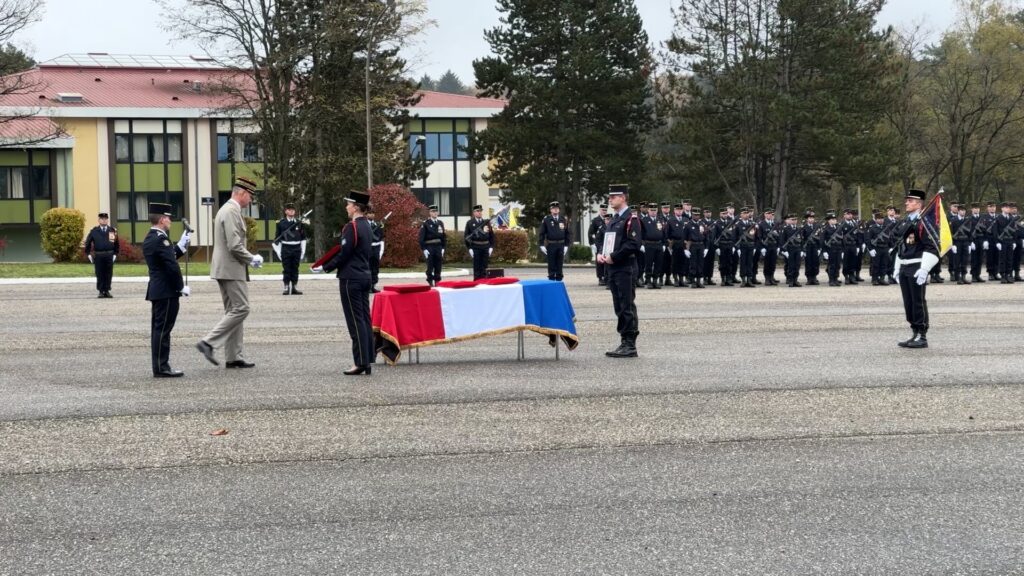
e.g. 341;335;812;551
824;225;845;249
272;209;313;243
869;223;893;249
951;216;972;242
713;218;740;247
779;228;805;252
997;216;1019;243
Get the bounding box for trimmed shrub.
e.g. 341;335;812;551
370;183;428;268
568;243;592;263
244;216;258;252
117;241;144;264
40;207;85;262
443;230;468;263
493;229;529;263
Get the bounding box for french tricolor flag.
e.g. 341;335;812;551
371;278;578;363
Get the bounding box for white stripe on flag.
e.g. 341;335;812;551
438;284;525;339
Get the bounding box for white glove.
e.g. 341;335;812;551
88;254;93;263
715;249;720;256
112;255;117;263
640;245;645;253
760;248;766;257
734;248;739;255
250;254;264;268
441;249;445;258
272;242;282;259
996;243;1002;251
180;285;191;297
782;251;789;258
801;252;806;258
869;249;877;258
823;252;829;261
684;249;691;258
468;249;474;257
856;248;861;256
950;245;957;254
541;246;548;255
489;248;493;256
703;249;709;257
378;242;385;259
563;246;568;255
423;250;429;259
862;244;867;253
177;232;191;251
969;244;974;253
983;241;989;250
914;268;928;285
311;266;324;274
300;240;307;262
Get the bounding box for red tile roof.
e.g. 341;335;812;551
0;117;66;141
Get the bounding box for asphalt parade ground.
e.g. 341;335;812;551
2;268;1023;575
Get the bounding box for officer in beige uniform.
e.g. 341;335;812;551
196;176;263;368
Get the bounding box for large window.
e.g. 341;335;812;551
407;119;470;161
0;167;50;199
216;119;272;239
113;119;185;242
413;188;471;216
216;133;263;163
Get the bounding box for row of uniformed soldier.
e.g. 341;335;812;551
587;200;1023;288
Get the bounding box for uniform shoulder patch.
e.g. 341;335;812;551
163;239;171;247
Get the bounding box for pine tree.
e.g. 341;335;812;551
436;69;468;94
418;73;436;91
471;0;655;227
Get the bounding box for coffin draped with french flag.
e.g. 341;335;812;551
371;278;579;364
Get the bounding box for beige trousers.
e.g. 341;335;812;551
203;279;250;362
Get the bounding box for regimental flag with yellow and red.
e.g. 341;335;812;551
920;188;953;256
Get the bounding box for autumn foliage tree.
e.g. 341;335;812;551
368;183;427;268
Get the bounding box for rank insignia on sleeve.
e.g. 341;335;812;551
559;222;565;230
163;239;171;246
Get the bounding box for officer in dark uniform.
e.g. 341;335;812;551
658;202;674;285
982;201;999;280
667;203;688;286
884;206;900;284
273;203;307;295
802;210;821;285
757;208;780;285
597;184;641;358
852;209;868;282
538;201;570;281
84;212;120;298
464;204;495;280
682;206;706;288
142;203;190;378
967;203;986;282
894;189;940;348
714;207;737;286
630;204;643;287
639;203;664;288
995;202;1018;283
822;212;844;286
699;208;716;285
735;207;758;287
317;191;375;375
367;209;385;292
779;213;803;287
949;203;972;284
865;211;890;285
1013;202;1023;281
588;204;609;285
840;209;860;285
418;204;446;286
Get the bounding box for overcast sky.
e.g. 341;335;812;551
22;0;956;82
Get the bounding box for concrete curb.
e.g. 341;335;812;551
0;268;471;285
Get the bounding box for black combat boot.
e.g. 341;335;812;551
283;283;291;295
897;330;919;348
931;273;944;283
871;277;881;286
291;282;303;295
807;277;819;285
904;331;928;349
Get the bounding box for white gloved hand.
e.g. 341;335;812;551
272;242;282;259
862;244;867;253
300;240;307;262
715;249;720;256
311;266;324;274
250;254;264;268
684;249;691;258
88;254;93;264
782;251;789;259
950;245;957;254
423;250;429;259
823;252;829;261
760;248;766;257
180;285;191;297
801;251;806;257
177;232;191;251
541;246;548;255
563;246;568;255
468;249;475;257
914;268;928;285
703;249;709;257
112;255;117;263
869;249;877;258
856;248;861;256
996;243;1002;251
983;241;989;250
378;243;384;259
489;248;493;256
969;243;974;253
441;249;445;258
640;245;645;253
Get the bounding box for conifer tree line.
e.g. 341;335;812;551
156;0;1024;238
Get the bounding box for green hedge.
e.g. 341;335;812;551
40;208;85;263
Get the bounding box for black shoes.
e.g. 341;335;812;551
154;368;184;378
344;365;372;375
97;291;112;298
196;340;219;366
225;360;256;368
605;344;638;358
291;284;303;295
898;332;928;348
